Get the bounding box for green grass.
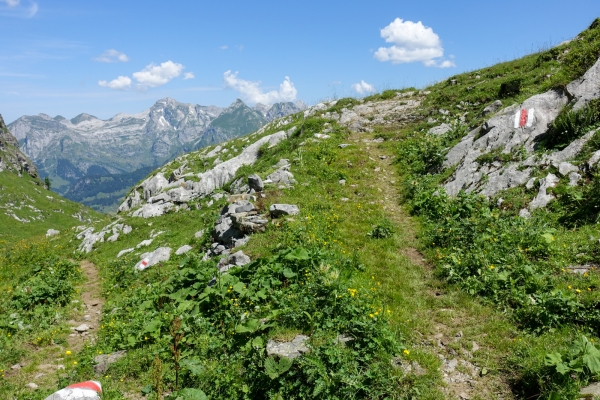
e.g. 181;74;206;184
0;171;104;247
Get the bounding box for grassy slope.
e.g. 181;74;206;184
0;171;104;247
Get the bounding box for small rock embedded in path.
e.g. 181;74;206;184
75;324;90;333
11;363;21;370
25;382;39;389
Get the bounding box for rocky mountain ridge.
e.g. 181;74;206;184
9;98;305;212
0;114;40;181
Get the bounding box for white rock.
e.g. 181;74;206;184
117;248;134;258
136;239;153;248
558;162;578;176
25;383;38;389
135;247;172;271
75;324;90;332
107;233;119;242
175;245;193;255
46;229;60;237
529;173;560;210
568;172;582;186
589;149;600;167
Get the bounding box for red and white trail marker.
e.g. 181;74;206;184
514;108;535;128
138;257;150;270
44;380;102;400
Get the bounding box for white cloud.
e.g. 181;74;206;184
374;18;454;68
1;0;38;17
98;76;131;90
132;60;185;88
223;71;297;105
220;45;228;50
352;80;376;95
183;72;195;80
93;49;129;63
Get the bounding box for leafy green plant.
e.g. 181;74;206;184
368;219;395;239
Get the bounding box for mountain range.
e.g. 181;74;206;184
8;98;305;212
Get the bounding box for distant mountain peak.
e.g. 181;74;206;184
71;113;99;125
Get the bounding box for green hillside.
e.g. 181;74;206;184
0;171;103;245
3;19;600;400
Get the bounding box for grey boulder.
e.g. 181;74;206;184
94;350;126;374
270;204;300;217
266;335;310;359
135;247;172;271
248;174;264;192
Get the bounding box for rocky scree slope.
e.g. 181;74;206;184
9;98;304;213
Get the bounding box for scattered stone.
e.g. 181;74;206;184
266;335;310;359
175;245;193;255
75;324;90;333
581;382;600;397
338;144;351;148
231;212;269;233
525;177;536;190
94;350;127;374
11;363;21;370
519;208;531;219
122;225;132;234
136;239;153;249
270;204;300;217
83;315;91;321
558;161;578;176
529;173;560;210
340;198;349;202
218;250;252;273
117;248;134;258
34;373;45;379
472;341;480;352
248;174;264;192
46;229;60;237
25;383;39;389
568;171;582;186
335;334;353;345
107;233;119;243
428;123;451;136
135;247;172;271
194;229;205;238
566;264;597;274
314;133;330;139
339;179;346;185
480;100;503;117
266;169;297;186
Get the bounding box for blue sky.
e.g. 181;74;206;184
1;0;599;123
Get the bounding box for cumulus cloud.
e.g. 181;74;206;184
132;60;185;88
352;80;376;95
223;71;297;105
374;18;454;68
183;72;195;80
98;76;131;90
94;49;129;63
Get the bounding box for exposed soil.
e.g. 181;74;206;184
66;260;104;352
